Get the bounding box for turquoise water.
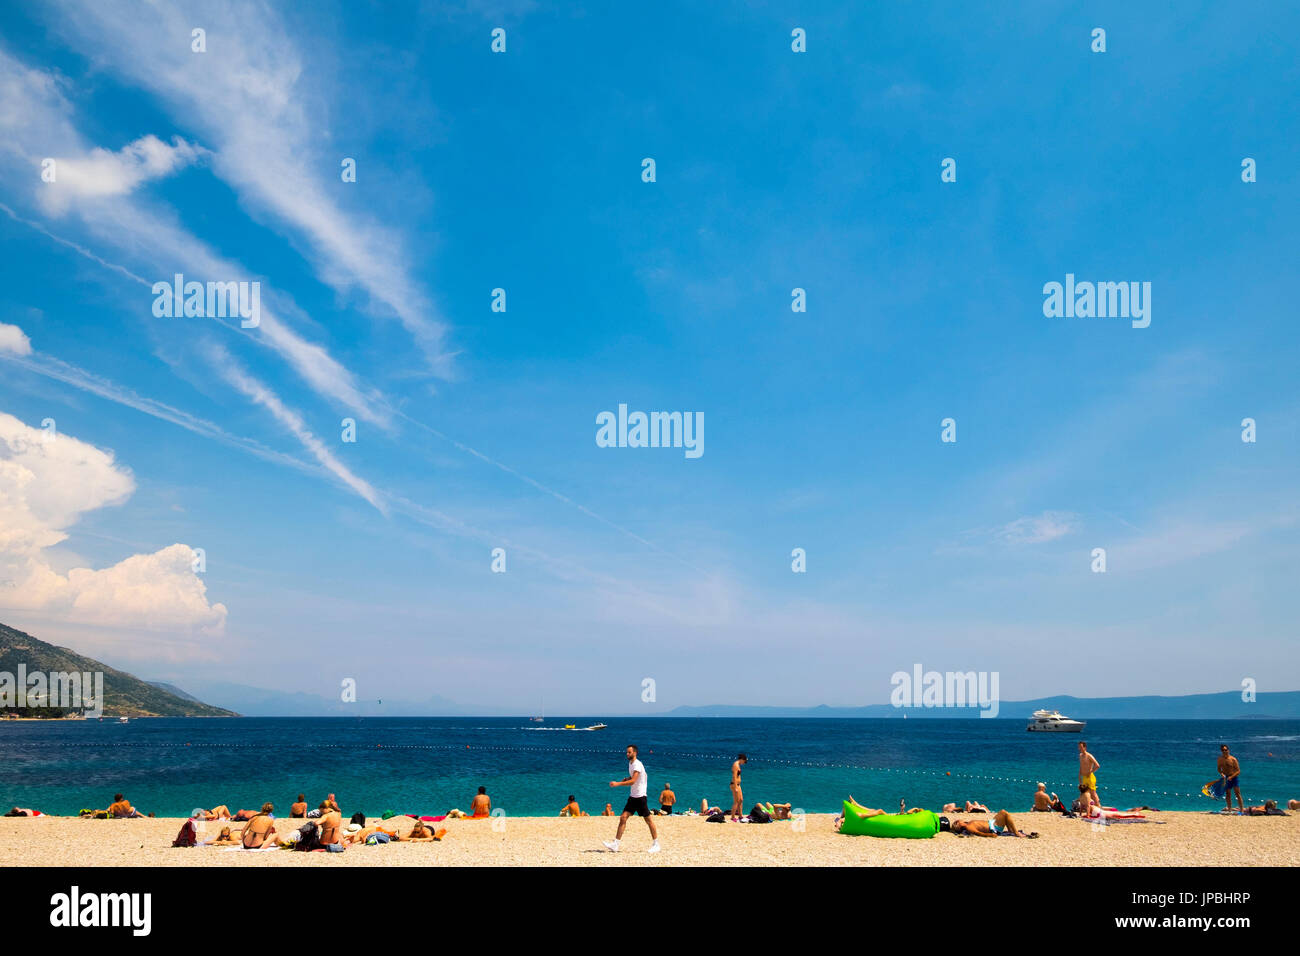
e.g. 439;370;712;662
1;717;1296;817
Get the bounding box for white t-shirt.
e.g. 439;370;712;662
628;759;647;798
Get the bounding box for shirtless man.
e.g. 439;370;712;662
729;753;747;822
602;803;614;816
470;787;491;818
323;793;341;813
1032;783;1058;811
658;782;676;815
1217;745;1244;813
290;794;308;818
1078;741;1100;810
560;795;585;817
240;805;277;848
108;793;144;818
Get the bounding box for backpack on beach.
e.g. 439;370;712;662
748;805;771;823
350;812;366;826
294;821;321;851
172;819;198;847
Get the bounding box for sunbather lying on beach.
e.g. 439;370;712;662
194;805;231;821
764;802;793;820
845;796;885;818
949;810;1035;838
1242;800;1288;816
205;826;239;846
343;823;398;845
403;821;445;841
5;807;41;816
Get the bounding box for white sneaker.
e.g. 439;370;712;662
647;840;661;853
602;840;620;852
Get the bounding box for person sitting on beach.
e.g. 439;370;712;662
240;805;277;848
290;794;308;818
1290;800;1300;811
108;793;145;818
602;803;614;816
560;796;586;817
950;810;1034;838
659;783;676;815
204;826;239;846
1032;784;1059;812
316;806;343;846
470;786;491;819
324;793;341;813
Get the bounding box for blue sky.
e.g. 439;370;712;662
0;1;1297;713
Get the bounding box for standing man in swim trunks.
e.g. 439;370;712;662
1218;744;1244;813
729;753;747;822
603;745;660;853
1078;741;1100;810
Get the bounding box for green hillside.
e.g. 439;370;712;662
0;621;236;718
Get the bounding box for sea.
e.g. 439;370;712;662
1;717;1296;818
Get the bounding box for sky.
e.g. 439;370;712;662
0;1;1297;714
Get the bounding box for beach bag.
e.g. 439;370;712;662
350;812;366;826
172;819;198;847
294;821;321;852
748;805;771;823
706;812;726;823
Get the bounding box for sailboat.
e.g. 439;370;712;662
529;699;544;723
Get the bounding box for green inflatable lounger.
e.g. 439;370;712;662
839;801;939;838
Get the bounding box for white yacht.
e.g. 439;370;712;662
1026;709;1085;732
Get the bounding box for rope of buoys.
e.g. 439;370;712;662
1;738;1257;800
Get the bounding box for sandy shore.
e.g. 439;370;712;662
1;810;1296;866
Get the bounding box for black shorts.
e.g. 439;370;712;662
623;796;651;817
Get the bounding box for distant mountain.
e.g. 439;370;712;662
147;681;203;704
668;691;1300;720
0;621;236;717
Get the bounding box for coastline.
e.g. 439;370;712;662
3;811;1296;867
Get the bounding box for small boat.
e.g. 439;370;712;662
564;724;576;730
587;722;607;730
118;716;129;724
1026;709;1085;732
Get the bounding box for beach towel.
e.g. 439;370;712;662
221;843;280;852
1202;778;1227;800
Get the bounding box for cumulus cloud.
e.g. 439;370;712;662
0;322;31;355
40;134;206;212
0;412;227;638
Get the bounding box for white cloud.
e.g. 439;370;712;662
0;412;227;639
996;511;1079;545
40;134;205;211
210;348;387;514
44;0;454;376
0;46;393;429
0;322;31;355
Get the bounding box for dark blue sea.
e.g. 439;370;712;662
1;717;1296;817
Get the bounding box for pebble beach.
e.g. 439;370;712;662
3;810;1296;867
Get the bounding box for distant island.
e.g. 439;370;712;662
666;691;1300;721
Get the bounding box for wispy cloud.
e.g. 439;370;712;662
45;0;455;376
209;345;387;514
995;510;1080;545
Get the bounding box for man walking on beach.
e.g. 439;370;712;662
1078;741;1100;810
1218;744;1244;813
603;744;660;853
729;753;747;822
